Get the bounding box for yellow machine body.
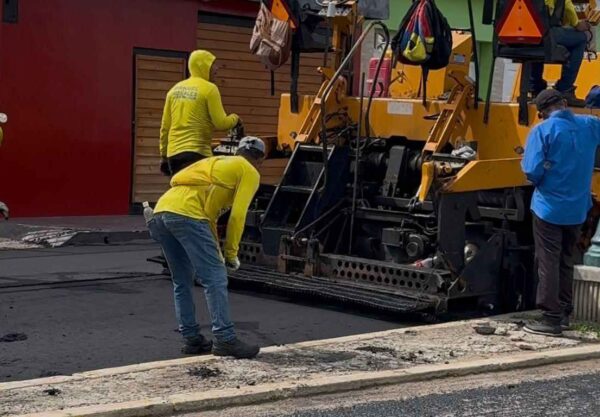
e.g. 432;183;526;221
278;90;600;193
276;0;600;200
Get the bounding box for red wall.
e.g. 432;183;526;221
0;0;257;217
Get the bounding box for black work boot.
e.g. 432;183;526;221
212;338;260;359
529;81;549;102
561;315;571;331
524;317;562;337
557;87;586;108
182;335;213;355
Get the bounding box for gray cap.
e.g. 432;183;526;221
238;136;265;156
534;89;565;112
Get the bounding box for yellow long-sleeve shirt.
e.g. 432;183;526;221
160;50;239;158
154;156;260;260
546;0;580;27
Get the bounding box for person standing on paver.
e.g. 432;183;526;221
148;137;265;359
522;89;600;337
529;0;591;107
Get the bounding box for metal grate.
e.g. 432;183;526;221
574;266;600;322
238;242;262;264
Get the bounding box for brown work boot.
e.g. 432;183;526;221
557;87;586;108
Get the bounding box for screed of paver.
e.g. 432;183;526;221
0;318;596;416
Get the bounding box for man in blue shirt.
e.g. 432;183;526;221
522;89;600;336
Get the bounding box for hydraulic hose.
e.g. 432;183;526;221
319;20;391;194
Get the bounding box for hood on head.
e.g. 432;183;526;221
188;50;216;80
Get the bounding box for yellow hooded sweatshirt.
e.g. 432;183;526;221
154;155;260;261
159;50;239;158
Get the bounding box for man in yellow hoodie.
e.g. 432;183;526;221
159;50;241;175
148;137;265;359
530;0;592;106
154;50;241;274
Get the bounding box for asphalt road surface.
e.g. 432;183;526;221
190;359;600;417
277;373;600;417
0;243;404;382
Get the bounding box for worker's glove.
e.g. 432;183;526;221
231;118;245;140
160;158;171;176
225;256;241;273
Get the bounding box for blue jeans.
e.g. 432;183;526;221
530;27;587;93
148;212;235;342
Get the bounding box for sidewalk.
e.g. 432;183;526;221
2;313;599;417
0;216;149;249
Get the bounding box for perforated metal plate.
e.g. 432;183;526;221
322;254;448;295
238;242;263;264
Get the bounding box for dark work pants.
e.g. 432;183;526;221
533;214;582;322
168;152;205;175
530;27;587;93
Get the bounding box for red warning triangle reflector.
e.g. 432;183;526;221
497;0;544;44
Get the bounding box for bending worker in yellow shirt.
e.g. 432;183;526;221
159;49;240;175
149;137;265;359
530;0;592;107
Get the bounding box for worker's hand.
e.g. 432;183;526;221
235;117;244;131
160;158;171;176
225;256;240;273
576;20;592;32
230;117;245;141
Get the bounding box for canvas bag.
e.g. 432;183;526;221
250;2;293;71
391;0;452;103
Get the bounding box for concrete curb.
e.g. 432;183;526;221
0;318;486;391
16;344;600;417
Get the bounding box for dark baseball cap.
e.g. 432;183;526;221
534;89;565;111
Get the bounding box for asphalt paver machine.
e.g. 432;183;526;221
222;0;600;316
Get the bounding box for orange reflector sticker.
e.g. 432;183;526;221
497;0;544;44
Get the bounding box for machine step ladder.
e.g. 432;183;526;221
261;144;349;256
